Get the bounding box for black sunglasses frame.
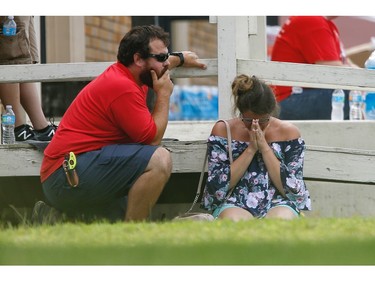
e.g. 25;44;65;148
147;53;170;62
241;117;270;125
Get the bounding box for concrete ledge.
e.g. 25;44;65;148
1;140;374;184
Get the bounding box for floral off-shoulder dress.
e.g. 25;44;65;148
200;135;311;218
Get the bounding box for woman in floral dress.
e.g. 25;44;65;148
201;74;311;221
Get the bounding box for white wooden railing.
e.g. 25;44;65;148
3;59;375;90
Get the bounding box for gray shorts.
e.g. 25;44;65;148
42;144;158;222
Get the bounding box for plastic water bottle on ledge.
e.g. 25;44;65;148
331;89;345;120
1;105;16;144
2;16;16;36
364;50;375;120
349;90;364;120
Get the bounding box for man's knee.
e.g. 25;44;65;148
150;147;172;176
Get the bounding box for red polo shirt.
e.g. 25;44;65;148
40;62;156;182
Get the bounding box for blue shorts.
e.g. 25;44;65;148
279;88;350;120
42;144;158;222
212;203;300;219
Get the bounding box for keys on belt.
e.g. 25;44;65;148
62;152;79;187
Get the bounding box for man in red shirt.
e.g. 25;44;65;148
34;25;206;223
271;16;357;119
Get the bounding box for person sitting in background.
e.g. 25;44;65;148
271;16;359;120
201;74;311;221
34;25;206;224
0;16;56;141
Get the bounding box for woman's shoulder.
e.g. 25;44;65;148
269;118;302;142
210;119;235;138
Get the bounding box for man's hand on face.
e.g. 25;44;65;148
151;68;174;98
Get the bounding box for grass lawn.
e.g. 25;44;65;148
0;217;375;265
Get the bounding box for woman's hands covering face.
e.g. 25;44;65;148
248;119;269;153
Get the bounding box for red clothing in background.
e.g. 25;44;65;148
271;16;345;101
40;62;156;182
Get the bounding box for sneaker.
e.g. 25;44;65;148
35;124;57;141
31;201;63;225
14;124;37;141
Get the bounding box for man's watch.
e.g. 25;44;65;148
170;52;184;67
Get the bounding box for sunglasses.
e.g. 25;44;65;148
147;53;170;62
241;117;270;125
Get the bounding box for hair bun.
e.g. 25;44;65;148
232;74;254;96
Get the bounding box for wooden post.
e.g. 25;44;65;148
216;16;266;119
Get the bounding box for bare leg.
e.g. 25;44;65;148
265;206;298;220
218;207;254;221
0;83;27;126
19;83;48;130
125;147;172;221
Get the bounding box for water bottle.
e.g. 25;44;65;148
364;50;375;120
2;16;17;36
349;90;364;120
331;89;345;120
1;105;16;144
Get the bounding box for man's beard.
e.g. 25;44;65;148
140;66;168;89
